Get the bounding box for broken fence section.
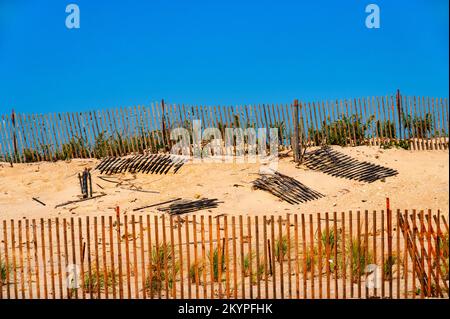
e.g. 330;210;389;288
96;154;187;175
303;147;398;183
252;172;324;204
157;198;222;215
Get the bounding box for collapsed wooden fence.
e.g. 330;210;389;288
0;209;448;299
0;93;448;163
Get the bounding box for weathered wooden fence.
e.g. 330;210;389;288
1;94;448;163
1;209;448;299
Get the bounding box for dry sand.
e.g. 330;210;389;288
0;146;448;220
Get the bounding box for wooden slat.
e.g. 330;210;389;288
317;213;323;299
94;217;101;299
232;216;238;299
301;214;307;299
177;216;184;299
47;219;56;299
309;214;315;299
286;214;292;299
184;215;191;298
200;216;207;299
294;214;300;299
270;216;276;299
324;213;330;299
169;216;176;299
109;216;117;299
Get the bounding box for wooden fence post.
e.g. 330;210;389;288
293;99;300;162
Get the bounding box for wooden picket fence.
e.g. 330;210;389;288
0;93;448;163
0;209;448;299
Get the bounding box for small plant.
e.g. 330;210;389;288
241;251;265;285
272;121;286;145
1;258;8;283
309;114;375;146
275;236;289;262
145;243;179;295
22;148;40;162
305;247;319;272
383;254;400;281
92;132;110;158
437;231;449;280
83;267;117;293
242;252;254;277
402;113;433;138
346;238;373;281
376;120;396;139
321;229;339;251
380;140;410;150
208;246;225;282
189;260;206;283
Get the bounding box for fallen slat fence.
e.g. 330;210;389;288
303;146;399;183
1;93;448;164
0;209;448;299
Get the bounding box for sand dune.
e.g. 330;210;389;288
0;146;448;220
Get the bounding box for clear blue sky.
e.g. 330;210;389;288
0;0;448;113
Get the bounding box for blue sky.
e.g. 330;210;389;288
0;0;448;113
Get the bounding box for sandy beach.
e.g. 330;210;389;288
0;145;448;220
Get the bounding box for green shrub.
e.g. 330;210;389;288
376;120;396;139
402;113;433;138
308;114;375;146
380;140;410;150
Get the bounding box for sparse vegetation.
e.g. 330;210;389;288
402;113;433;138
275;236;290;262
208;246;225;282
145;243;179;295
380;140;411;150
1;258;8;283
189;260;206;284
308;114;375;146
83;267;117;293
346;238;373;281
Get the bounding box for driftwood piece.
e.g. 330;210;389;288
132;198;183;212
54;193;107;208
120;186;160;194
32;197;46;206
